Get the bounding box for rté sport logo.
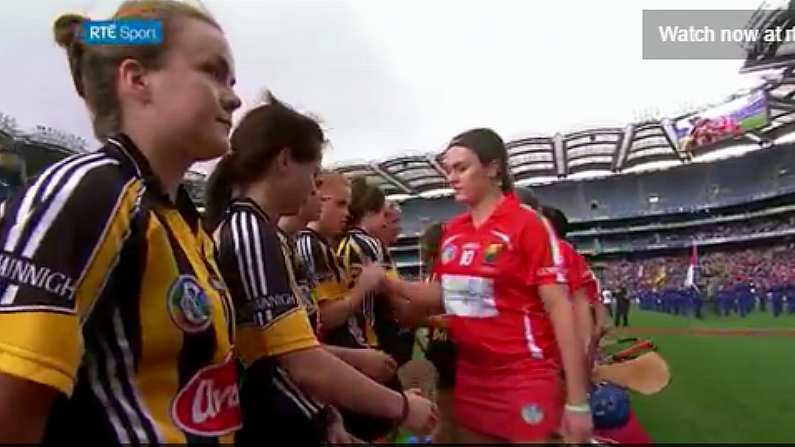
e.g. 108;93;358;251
81;20;163;45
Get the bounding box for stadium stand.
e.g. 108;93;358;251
329;70;795;307
0;112;208;206
4;64;795;310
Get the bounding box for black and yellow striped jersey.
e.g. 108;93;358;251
287;230;320;332
336;228;400;348
214;198;323;440
0;134;240;444
294;228;365;346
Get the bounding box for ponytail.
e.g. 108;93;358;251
204;153;236;231
498;158;514;193
203;96;325;231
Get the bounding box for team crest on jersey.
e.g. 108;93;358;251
441;245;457;265
483;243;503;265
168;275;212;333
521;403;544;425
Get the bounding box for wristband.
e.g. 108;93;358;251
564;402;592;414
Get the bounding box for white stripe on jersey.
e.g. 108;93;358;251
3;152;90;252
248;213;269;297
230;213;254;300
112;309;161;443
523;311;545;360
25;158;118;258
99;333;148;443
238;212;260;298
86;351;131;444
2;156;118;304
538;216;566;283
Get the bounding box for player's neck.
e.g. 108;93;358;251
470;188;504;228
239;183;281;224
308;221;340;246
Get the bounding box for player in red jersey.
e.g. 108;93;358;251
541;207;653;445
383;128;592;443
541;206;606;352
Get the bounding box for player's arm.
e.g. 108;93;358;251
527;218;591;442
384;276;444;317
0;161;137;442
322;344;396;384
280;346;408;420
0;374;58;442
593;301;610;336
540;285;589;404
313;237;381;331
316;274;374;331
572;287;594;352
222;215;433;432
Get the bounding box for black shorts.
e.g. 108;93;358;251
425;338;457;389
236;361;328;446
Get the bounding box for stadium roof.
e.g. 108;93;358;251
331;68;795;199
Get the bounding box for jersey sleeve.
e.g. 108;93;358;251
218;210;318;367
520;213;567;287
295;233;346;304
567;250;588;293
337;235;365;286
0;156;137;395
383;251;400;281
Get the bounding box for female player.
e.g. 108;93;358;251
419;222;459;443
0;2;243;443
293;171;398;384
332;177;409;440
335;177;394;350
384;128;593;443
205;98;436;445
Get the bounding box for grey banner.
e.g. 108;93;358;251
643;10;784;59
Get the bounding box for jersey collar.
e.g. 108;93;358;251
106;133;201;229
465;192;520;228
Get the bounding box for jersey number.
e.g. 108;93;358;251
460;249;476;266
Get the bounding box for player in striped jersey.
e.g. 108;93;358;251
205;99;437;445
336;177;398;350
371;199;417;367
291;171;399;384
0;2;244;443
279;187;323;330
333;177;412;441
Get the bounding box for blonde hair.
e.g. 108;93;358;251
316;170;349;194
53;1;220;139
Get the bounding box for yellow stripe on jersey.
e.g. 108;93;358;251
236;307;317;364
316;278;347;303
135;213;188;444
216;202;319;367
0;179;142;396
75;179;142;323
0;313;78;394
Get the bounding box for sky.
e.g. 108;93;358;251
0;0;768;173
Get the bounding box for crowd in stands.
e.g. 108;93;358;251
601;243;795;317
596;214;795;250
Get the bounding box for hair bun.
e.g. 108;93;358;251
53;14;87;48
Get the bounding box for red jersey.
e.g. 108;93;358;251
434;193;567;377
560;240;600;306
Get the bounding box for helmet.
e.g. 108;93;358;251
590;382;631;429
